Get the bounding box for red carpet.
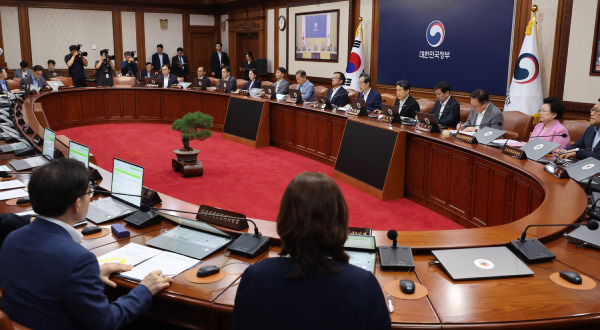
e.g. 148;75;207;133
59;123;463;231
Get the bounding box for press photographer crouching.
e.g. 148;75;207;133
95;49;115;87
65;44;88;88
120;51;138;78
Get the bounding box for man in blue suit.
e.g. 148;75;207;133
327;72;348;107
557;98;600;160
151;44;170;70
0;158;172;330
358;74;382;112
295;70;314;102
429;81;461;127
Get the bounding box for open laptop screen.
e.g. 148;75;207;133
68;141;90;167
42;127;56;159
111;158;144;207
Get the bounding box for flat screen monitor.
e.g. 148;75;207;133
68;141;90;167
111;158;144;207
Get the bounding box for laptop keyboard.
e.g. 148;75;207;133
87;198;134;222
23;156;47;167
1;142;28;152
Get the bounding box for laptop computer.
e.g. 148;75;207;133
566;157;600;182
565;225;600;250
68;140;90;168
519;138;561;161
317;95;334;109
9;127;55;171
344;235;377;273
144;77;160;86
262;85;276;99
349;98;369;116
177;82;192;89
146;213;232;260
431;246;534;281
415;112;442;133
192;78;208;90
86;158;144;224
288;88;304;103
47;80;64;91
218;79;234;93
381;104;400;123
473;127;506;145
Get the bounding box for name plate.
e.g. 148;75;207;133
239;90;249;96
347;108;362;116
145;84;159;88
502;145;526;159
58;86;73;90
453;132;478;144
216;87;227;93
285;96;298;103
544;162;569;179
348;226;373;236
196;205;249;230
261;93;272;99
377;115;393;124
416;122;436;133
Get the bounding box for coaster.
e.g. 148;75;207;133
5;198;28;206
184;266;226;284
1;175;16;181
384;280;428;300
80;228;110;239
550;272;596;290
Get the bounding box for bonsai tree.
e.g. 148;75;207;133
171;111;213;151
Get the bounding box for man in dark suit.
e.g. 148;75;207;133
19;65;51;91
429;81;461;127
0;158;171;330
217;66;237;93
358;74;382;112
193;66;211;88
273;67;289;95
0;67;11;92
557;98;600;160
158;65;178;88
139;62;154;78
151;44;170;70
327;72;348;107
394;80;420;118
210;42;229;79
171;47;189;81
458;89;504;132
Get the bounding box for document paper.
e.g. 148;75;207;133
96;243;162;266
119;251;199;281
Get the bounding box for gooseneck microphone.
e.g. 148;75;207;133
378;229;414;270
501;133;568;150
510;220;600;263
387;229;398;248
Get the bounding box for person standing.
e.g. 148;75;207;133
210;42;229;79
95;49;115;87
151;44;170;71
241;51;256;81
65;45;88;87
171;47;189;81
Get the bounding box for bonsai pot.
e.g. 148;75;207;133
174;148;200;162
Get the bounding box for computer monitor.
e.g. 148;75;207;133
68;141;90;167
111;158;144;207
42;127;56;159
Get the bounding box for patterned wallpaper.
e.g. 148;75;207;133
0;6;22;70
28;7;113;69
535;0;559;97
288;1;350;78
360;0;372;76
121;11;137;57
144;12;183;64
190;14;214;26
267;9;274;73
564;0;600;103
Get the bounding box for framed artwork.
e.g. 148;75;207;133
591;0;600;75
294;10;340;62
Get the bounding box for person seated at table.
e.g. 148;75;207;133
295;70;314;102
0;158;172;330
239;68;260;91
241;51;256;81
529;97;570;149
358;74;382;113
216;66;236;92
19;65;51;90
140;62;153;78
394;80;420;118
232;172;391;330
557;98;600;160
429;81;460;127
0;67;15;92
327;71;348;107
158;64;178;88
457;89;503;132
14;61;32;79
43;59;62;80
0;214;30;251
274;67;289;95
193;66;211;87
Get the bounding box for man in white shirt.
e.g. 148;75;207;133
458;89;503;132
429;81;461;127
273;67;289;95
327;72;348;106
158;65;177;88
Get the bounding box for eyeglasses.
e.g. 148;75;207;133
539;109;551;114
79;183;94;199
591;108;600;115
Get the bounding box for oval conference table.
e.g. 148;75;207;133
2;87;600;329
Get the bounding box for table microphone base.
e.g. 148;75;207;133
509;238;556;263
378;246;415;270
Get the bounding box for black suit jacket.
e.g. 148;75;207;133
151;53;170;70
327;86;348;107
430;96;460;127
158;74;178;87
394;95;420;118
19;76;50;90
210;51;230;78
171;55;189;77
566;126;600;160
242;80;261;91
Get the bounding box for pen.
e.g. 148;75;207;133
387;294;394;313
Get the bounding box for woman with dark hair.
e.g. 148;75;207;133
232;172;390;330
241;51;256;80
239;68;261;91
529;97;570;149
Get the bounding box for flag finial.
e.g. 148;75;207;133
532;5;538;13
359;17;363;22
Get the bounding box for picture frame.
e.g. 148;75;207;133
590;0;600;75
294;9;340;62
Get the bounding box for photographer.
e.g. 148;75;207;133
65;44;88;87
120;51;138;77
95;49;115;87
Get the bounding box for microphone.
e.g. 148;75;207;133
0;171;31;178
141;204;269;258
378;229;414;270
510;220;600;263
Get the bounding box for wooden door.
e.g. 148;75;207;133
235;33;259;79
190;32;215;81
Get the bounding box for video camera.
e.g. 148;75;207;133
74;44;88;57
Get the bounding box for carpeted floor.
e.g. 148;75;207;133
59;123;463;231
